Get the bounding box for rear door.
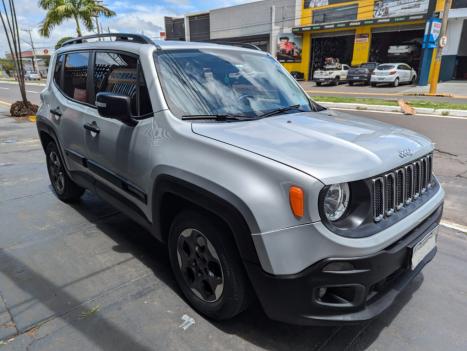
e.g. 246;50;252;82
84;50;155;207
49;51;93;176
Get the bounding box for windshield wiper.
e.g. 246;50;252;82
181;114;254;121
259;104;304;118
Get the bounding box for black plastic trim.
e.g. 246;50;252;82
152;174;260;265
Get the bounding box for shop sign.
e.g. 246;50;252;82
292;14;427;33
373;0;429;18
423;17;442;48
276;33;303;63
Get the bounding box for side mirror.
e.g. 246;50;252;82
95;92;137;126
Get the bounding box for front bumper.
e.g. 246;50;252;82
313;77;336;82
246;204;442;325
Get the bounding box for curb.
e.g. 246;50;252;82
316;101;467;118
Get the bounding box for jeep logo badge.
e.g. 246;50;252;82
399;148;413;158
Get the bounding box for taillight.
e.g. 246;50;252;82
389;70;397;75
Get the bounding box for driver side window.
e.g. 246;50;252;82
92;52;153;117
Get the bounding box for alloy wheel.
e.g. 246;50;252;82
176;228;224;302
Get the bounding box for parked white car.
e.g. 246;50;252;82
370;63;417;87
25;71;41;80
313;64;350;86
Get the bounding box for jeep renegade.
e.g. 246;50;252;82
37;34;444;325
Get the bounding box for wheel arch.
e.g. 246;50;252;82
152;173;260;265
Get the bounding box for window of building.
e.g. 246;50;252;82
312;4;358;24
62;52;89;103
93;52;153;117
452;0;467;9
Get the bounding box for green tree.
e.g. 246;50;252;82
38;0;115;37
55;36;73;49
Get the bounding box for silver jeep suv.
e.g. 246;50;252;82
37;34;444;325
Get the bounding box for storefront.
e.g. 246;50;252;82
284;0;437;81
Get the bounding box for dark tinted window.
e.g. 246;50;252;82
53;55;64;88
63;52;89;103
361;63;377;69
93;52;153;117
452;0;467;9
378;64;395;70
312;4;358;24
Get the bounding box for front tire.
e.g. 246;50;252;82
168;210;250;320
316;82;322;86
393;77;400;87
45;142;84;202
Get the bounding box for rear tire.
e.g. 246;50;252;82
45;142;84;202
348;81;353;86
333;77;339;86
168;210;251;320
371;83;377;87
316;82;321;86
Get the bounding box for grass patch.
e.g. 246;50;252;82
313;96;467;111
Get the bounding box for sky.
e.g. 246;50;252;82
1;0;256;56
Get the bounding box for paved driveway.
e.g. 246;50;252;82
0;112;466;350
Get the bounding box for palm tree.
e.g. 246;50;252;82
38;0;115;37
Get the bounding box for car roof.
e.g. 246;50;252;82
55;38;266;55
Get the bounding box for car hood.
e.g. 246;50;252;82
191;110;434;184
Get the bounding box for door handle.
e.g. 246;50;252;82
83;122;100;134
50;108;62;117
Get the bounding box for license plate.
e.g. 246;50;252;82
353;77;361;80
411;227;438;270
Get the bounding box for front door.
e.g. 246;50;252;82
84;51;154;207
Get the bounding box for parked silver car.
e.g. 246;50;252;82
37;34;444;325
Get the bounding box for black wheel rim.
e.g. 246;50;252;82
176;228;224;303
48;151;65;194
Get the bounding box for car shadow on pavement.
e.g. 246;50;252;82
2;190;424;350
71;191;424;351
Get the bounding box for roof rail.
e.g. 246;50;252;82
207;41;262;51
61;33;154;47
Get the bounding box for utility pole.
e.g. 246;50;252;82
429;0;452;95
21;28;37;72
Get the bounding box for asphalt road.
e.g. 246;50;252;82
301;81;467;104
0;108;466;350
0;81;43;107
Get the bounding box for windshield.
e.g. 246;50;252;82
360;63;376;69
154;48;315;118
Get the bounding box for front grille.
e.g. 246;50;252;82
372;154;434;222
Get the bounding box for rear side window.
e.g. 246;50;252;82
53;55;64;88
63;52;89;103
93;52;153;117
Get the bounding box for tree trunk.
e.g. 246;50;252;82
74;15;82;37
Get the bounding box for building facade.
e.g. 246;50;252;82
165;0;464;83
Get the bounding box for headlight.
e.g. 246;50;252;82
323;183;350;221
